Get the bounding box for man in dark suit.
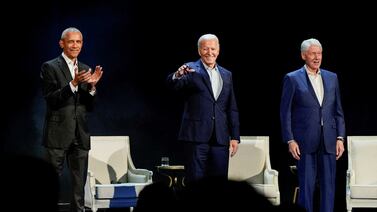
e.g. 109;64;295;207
41;27;103;212
167;34;240;183
280;38;345;212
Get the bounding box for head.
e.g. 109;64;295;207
301;38;322;72
2;155;59;211
181;177;274;211
59;27;83;60
197;34;220;69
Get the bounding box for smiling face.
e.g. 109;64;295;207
59;31;83;60
198;39;220;69
301;45;322;73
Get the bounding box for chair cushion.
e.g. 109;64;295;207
350;185;377;199
95;183;149;199
128;172;149;183
252;184;279;198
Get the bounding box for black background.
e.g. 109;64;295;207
2;1;376;211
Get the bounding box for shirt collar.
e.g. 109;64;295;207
201;60;218;72
61;52;77;66
304;65;321;76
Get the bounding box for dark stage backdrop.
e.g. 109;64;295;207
3;1;376;211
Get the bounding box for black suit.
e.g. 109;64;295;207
41;55;95;212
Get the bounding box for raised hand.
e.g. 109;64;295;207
175;64;195;78
88;65;103;86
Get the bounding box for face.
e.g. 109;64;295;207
301;45;322;72
198;39;219;68
59;31;83;60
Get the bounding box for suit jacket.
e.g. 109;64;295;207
41;55;95;150
280;67;345;154
167;60;240;146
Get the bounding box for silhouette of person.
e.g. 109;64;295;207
2;155;59;211
134;182;177;212
180;177;275;211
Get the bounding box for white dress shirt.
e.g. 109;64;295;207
62;53;79;93
305;65;324;126
305;65;324;106
202;62;223;100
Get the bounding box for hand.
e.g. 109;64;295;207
336;139;345;160
288;140;301;160
72;69;92;86
229;140;239;157
175;64;195;78
88;65;104;87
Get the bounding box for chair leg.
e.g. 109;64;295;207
293;187;299;204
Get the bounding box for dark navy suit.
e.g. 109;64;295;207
167;59;240;182
280;67;345;212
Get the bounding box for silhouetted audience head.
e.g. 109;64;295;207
276;203;306;212
134;182;177;212
1;154;59;211
132;176;307;212
179;176;276;211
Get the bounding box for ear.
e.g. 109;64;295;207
301;52;306;60
59;40;64;49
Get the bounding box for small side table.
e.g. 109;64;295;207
156;165;185;190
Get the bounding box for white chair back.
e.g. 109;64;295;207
228;136;268;182
89;136;130;184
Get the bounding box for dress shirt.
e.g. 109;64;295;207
202;62;223;100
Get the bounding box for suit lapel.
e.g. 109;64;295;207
198;62;215;99
321;70;329;105
300;68;321;106
217;67;225;99
58;56;73;82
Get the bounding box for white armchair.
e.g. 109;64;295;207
228;136;280;205
346;136;377;212
84;136;153;212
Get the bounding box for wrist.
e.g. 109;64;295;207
337;136;345;142
71;80;79;87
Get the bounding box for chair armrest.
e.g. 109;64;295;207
85;170;96;207
264;168;279;185
128;168;153;183
87;170;96;193
261;168;280;205
346;169;354;197
347;169;355;186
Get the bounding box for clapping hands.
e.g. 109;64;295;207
73;65;103;87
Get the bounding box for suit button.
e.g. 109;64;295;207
212;116;215;120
